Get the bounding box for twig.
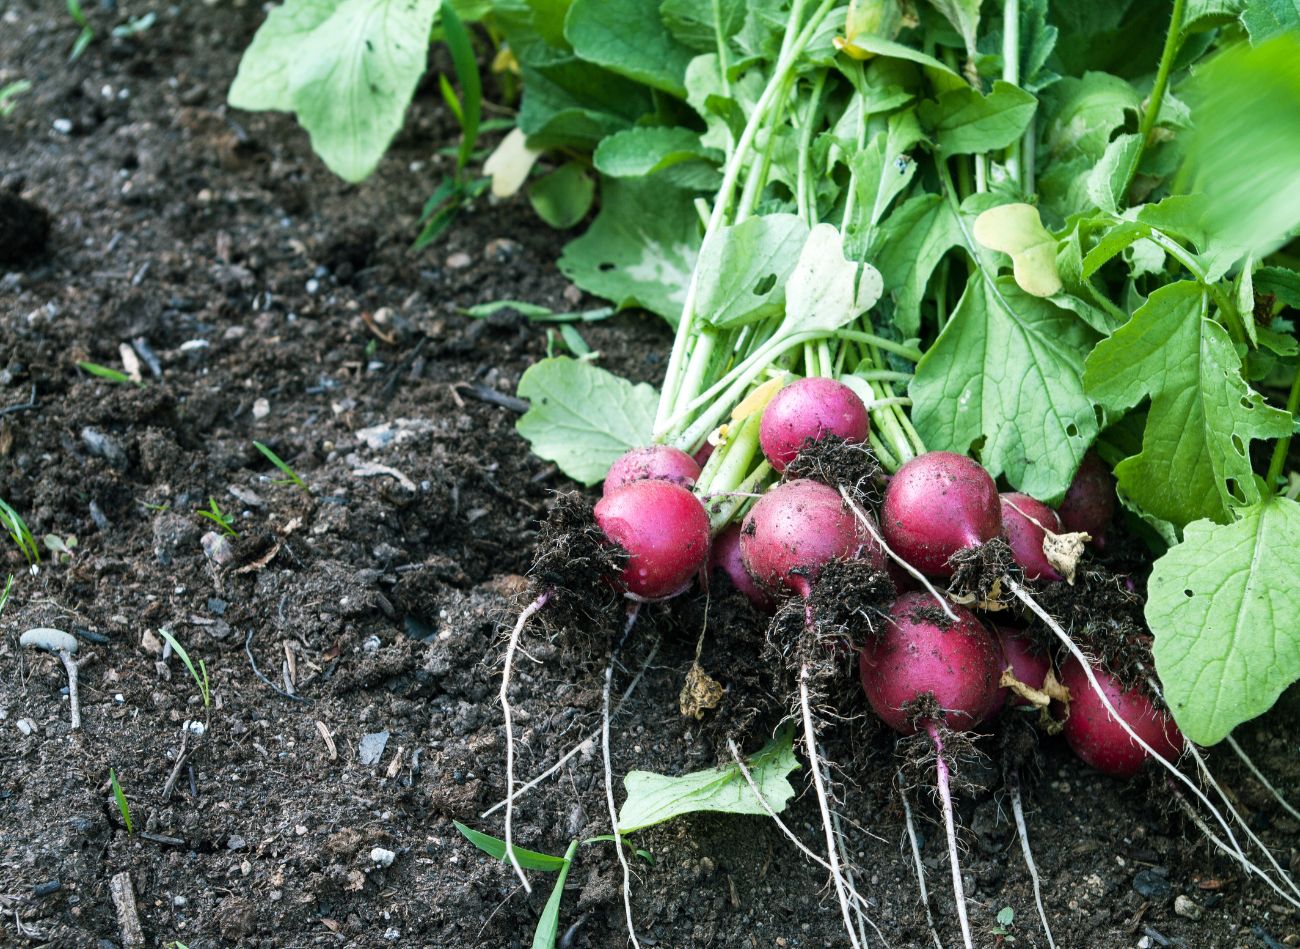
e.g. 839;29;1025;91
482;636;660;819
926;722;973;949
501;592;550;895
59;650;81;730
604;608;642;949
161;728;191;800
1227;734;1300;823
840;487;957;621
0;384;38;418
109;872;144;947
244;628;307;702
800;666;864;949
1009;774;1056;949
899;772;944;949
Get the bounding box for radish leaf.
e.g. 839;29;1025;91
617;726;798;833
874;193;964;337
695;214;809;328
1085;282;1293;526
1147;496;1300;745
911;274;1098;503
565;0;694;98
516;357;658;486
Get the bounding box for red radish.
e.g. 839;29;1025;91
881;451;1002;577
604;445;702;494
1000;492;1063;581
711;524;775;612
988;626;1052;716
1056;452;1117;548
740;479;880;597
692;441;714;468
758;377;869;472
859;592;1002;734
1059;657;1184;778
860;591;1001;949
593;480;710;600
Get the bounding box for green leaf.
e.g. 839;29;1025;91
694;215;809;328
1184;34;1300;264
851;110;924;230
874;193;964;337
784;225;883;334
616;726;799;833
835;35;969;93
1081;219;1148;278
911;273;1099;502
659;0;744;50
593;126;720;189
1083;282;1294;525
1255;266;1300;311
1147;496;1300;745
919;80;1037;158
530;840;579;949
453;821;569;871
1086;133;1140;215
1182;0;1245;34
558;178;699;322
1040;72;1140;162
1240;0;1300;43
528;162;595;228
513;41;654;151
523;0;574;48
565;0;695;97
516;357;659;485
441;0;481;174
922;0;981;57
972;203;1062;297
229;0;439;182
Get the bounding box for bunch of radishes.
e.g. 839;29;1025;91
593;376;1182;779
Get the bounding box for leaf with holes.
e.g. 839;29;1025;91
1084;282;1293;526
1147;497;1300;744
694;214;809;328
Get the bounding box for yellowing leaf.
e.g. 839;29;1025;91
972;203;1062;297
483;127;541;198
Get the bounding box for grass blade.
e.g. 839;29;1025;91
109;769;133;834
440;0;481;175
452;821;568;871
531;839;579;949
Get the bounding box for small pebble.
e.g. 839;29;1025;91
227;835;247;850
1132;868;1172;900
445;251;472;269
16;719;35;736
306;278;320;294
359;730;389;766
20;627;79;654
201;531;234;566
252;398;270;420
370;847;396;868
1174;894;1203;920
362;635;381;655
53;118;73;134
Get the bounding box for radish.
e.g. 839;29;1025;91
859;592;1001;734
1058;657;1183;778
1055;452;1116;548
987;626;1052;717
604;445;701;494
739;479;880;598
1000;493;1063;581
759;377;869;472
860;591;1001;949
880;451;1002;578
594;480;711;600
711;523;775;612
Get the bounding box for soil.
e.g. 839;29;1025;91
2;2;1299;948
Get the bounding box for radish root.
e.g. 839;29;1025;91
603;607;642;949
899;769;944;949
925;721;974;949
1009;774;1056;949
501;592;550;893
1227;734;1300;823
800;666;866;949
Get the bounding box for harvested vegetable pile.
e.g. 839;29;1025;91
229;0;1300;944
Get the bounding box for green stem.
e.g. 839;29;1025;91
1144;229;1246;344
699;412;762;497
796;72;828;224
1122;0;1187;198
1265;369;1300;487
835;330;923;362
708;461;773;531
1002;0;1022;186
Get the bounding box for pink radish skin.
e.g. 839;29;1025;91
604;446;702;495
711;524;775;613
1056;453;1117;549
1000;492;1064;581
740;479;881;598
859;592;1002;735
759;377;870;472
1059;658;1184;778
987;627;1052;717
881;451;1003;578
593;480;710;600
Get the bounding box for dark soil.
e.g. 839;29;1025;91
2;2;1299;947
